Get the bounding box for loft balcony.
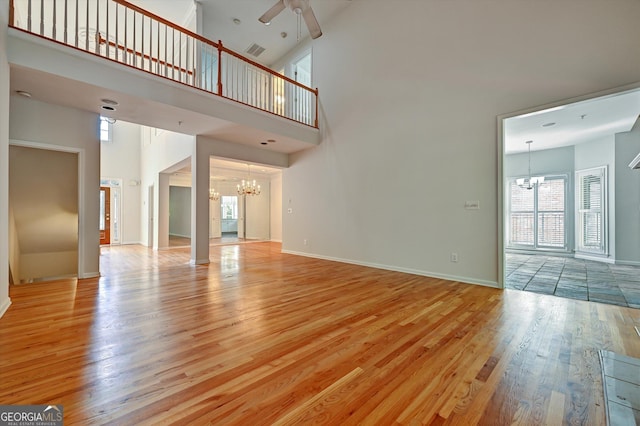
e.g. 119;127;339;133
6;0;320;153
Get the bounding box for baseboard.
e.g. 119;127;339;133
281;250;499;289
575;253;615;264
270;239;283;243
78;272;100;279
170;233;191;238
616;260;640;267
0;297;12;319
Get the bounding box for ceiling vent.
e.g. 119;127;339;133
245;43;266;57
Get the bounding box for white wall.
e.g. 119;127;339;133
8;205;19;284
575;136;616;259
101;120;143;244
169;186;191;237
9;96;100;279
615;130;640;265
282;0;640;287
0;0;11;316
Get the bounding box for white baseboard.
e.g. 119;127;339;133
281;250;499;289
271;239;283;243
0;297;12;319
79;272;101;279
575;253;615;264
616;260;640;267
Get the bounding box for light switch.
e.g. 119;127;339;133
464;201;480;210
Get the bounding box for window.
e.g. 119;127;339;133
508;175;567;250
576;166;607;255
221;196;238;220
100;116;112;143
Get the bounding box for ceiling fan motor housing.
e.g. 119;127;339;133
284;0;310;14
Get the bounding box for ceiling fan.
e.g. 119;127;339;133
259;0;323;39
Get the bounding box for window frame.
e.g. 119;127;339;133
575;166;608;256
507;174;569;251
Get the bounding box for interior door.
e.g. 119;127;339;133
100;186;111;245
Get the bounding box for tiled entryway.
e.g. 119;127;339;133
506;253;640;308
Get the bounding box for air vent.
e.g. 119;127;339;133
245;43;266;57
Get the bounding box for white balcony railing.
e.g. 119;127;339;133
9;0;319;128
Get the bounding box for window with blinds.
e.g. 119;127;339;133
576;166;607;254
508;176;567;250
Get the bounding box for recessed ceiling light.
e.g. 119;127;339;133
100;98;119;106
233;18;241;25
267;139;276;143
16;90;32;98
261;142;268;145
281;32;287;38
101;105;116;111
542;122;556;127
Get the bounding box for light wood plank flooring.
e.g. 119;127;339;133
1;242;640;424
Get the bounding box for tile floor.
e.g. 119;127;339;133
506;253;640;308
600;350;640;424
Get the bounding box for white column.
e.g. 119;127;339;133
155;173;170;249
191;141;210;264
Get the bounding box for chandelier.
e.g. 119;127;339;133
209;187;220;201
209;178;220;201
516;140;545;190
237;164;261;196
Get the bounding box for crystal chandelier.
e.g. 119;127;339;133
237;164;261;196
209;178;220;201
516;140;545;190
209;187;220;201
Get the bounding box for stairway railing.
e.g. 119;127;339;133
8;0;319;128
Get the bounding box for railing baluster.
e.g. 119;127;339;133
84;0;89;51
157;21;160;75
148;17;152;73
39;0;44;36
74;0;78;48
105;0;109;58
164;25;167;77
140;14;144;70
64;0;68;44
133;11;136;67
114;3;118;61
27;0;32;32
95;0;99;54
52;0;57;39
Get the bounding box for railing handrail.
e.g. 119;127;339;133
113;0;317;95
111;0;218;49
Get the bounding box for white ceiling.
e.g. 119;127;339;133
130;0;353;66
505;88;640;154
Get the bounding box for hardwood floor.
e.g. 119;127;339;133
1;242;639;424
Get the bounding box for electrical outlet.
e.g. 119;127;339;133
450;253;458;263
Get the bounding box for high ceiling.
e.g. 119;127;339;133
130;0;353;66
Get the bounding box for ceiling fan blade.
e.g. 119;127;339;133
302;6;322;39
259;0;286;24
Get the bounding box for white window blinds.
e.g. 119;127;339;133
576;167;607;254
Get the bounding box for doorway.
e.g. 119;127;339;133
221;195;240;238
500;84;640;307
99;186;111;245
